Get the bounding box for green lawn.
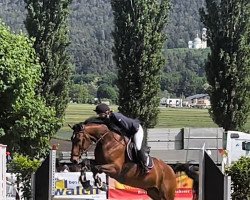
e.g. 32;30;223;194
55;103;250;140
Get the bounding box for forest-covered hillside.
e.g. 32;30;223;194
0;0;208;97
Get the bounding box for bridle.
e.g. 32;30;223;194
71;125;110;157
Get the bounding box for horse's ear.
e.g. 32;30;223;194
68;124;73;130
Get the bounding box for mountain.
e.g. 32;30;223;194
0;0;205;75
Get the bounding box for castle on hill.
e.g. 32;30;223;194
188;28;207;49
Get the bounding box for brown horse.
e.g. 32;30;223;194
70;119;176;200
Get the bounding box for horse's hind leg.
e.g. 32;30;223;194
160;164;176;200
148;187;174;200
161;190;175;200
147;188;161;200
160;183;176;200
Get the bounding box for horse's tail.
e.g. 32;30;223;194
174;163;190;173
174;163;199;180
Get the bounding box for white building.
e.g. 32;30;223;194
185;94;210;108
188;28;207;49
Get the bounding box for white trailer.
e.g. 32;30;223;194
225;130;250;165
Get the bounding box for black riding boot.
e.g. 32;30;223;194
137;149;149;174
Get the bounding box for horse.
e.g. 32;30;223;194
70;119;177;200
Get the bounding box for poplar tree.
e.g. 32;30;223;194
24;0;72;119
200;1;250;130
111;0;170;128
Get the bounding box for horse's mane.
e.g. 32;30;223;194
72;117;106;132
84;116;106;125
72;116;123;136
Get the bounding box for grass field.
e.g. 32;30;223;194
55;103;250;140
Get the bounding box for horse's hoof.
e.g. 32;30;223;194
100;183;108;191
94;174;99;179
81;180;91;190
97;181;103;189
95;176;103;188
79;175;87;182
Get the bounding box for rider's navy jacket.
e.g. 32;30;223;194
109;112;140;137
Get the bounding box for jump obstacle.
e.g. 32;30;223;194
33;144;233;199
199;144;231;200
33;150;107;200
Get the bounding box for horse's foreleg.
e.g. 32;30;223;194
94;163;121;177
79;166;91;189
89;165;102;188
87;163;109;191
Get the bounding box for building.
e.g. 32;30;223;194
188;28;207;49
185;94;210;108
160;97;182;107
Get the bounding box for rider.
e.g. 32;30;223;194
93;103;150;173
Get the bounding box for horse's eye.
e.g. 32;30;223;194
71;133;81;143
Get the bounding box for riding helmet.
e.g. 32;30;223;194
94;103;110;114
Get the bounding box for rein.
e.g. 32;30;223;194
72;123;126;158
82;129;110;153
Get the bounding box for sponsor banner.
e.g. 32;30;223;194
108;171;196;200
108;178;150;200
54;172;106;199
175;188;194;199
175;171;194;200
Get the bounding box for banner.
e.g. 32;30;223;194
175;171;195;200
57;171;196;200
108;178;150;200
54;172;107;199
108;171;196;200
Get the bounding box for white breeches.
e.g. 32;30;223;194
134;124;144;150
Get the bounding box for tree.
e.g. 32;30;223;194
24;0;73;120
69;83;89;103
177;70;206;97
0;21;60;158
200;0;250;131
160;73;181;96
97;84;118;103
225;156;250;200
111;0;170;128
8;154;41;199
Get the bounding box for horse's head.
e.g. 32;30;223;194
70;123;92;164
